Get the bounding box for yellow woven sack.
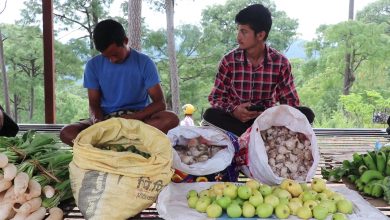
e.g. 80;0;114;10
69;118;173;220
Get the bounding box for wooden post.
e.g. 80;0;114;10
42;0;56;124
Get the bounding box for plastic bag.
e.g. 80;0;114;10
168;126;239;182
69;118;173;220
239;105;320;185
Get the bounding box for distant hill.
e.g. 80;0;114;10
284;39;307;59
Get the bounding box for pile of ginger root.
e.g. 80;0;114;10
0;153;63;220
261;126;313;181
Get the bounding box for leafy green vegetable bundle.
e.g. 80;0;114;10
0;130;73;219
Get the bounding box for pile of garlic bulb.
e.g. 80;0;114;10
174;137;226;165
260;126;313;181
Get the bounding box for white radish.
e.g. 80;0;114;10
46;207;64;220
3;185;17;202
0;153;8;168
13;172;30;196
43;185;55;198
25;207;46;220
25;179;42;201
3;186;27;204
0;202;15;220
0;179;12;193
3;163;17;181
13;197;42;214
10;212;29;220
0;191;6;201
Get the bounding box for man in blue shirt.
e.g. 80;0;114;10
60;19;179;146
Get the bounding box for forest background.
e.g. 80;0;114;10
0;0;389;129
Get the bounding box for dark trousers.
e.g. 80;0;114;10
202;108;254;136
202;106;315;137
0;106;19;137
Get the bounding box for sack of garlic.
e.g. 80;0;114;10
261;126;313;180
167;126;239;183
239;105;320;185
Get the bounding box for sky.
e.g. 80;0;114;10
0;0;378;41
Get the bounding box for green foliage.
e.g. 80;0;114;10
356;0;390;34
56;91;89;124
338;91;390;127
2;0;389;129
317;110;357;129
1;23;83;123
298;1;390;128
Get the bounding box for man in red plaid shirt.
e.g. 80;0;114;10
203;4;314;136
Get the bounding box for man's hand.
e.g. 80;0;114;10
232;103;262;122
121;112;143;120
91;115;103;124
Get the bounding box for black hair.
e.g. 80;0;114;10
93;19;127;52
295;106;315;125
235;4;272;40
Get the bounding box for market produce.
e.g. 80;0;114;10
256;202;273;218
332;213;348;220
336;199;353;214
185;178;354;219
174;136;227;165
296;206;312;219
275;203;290;219
0;130;73;220
313;205;329;220
242;202;256;217
261;126;313;180
46;207;64;220
321;146;390;204
96;144;151;158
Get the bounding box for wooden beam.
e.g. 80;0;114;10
42;0;56;123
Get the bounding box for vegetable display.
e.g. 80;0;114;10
186;178;353;219
96;144;151;158
0;130;73;220
321;145;390;204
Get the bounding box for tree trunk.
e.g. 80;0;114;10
343;0;354;95
343;52;355;95
128;0;142;51
0;29;11;115
13;94;20;123
165;0;180;114
29;85;34;120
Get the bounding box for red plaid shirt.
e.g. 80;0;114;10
208;45;300;113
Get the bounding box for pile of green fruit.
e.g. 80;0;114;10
322;147;390;203
186;178;353;219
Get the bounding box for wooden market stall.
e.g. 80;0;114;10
18;125;390;219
